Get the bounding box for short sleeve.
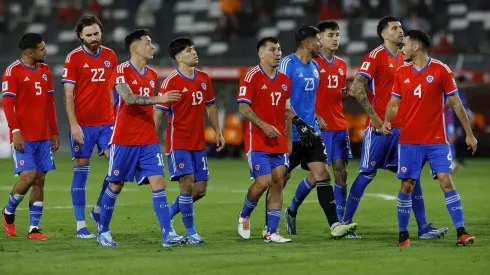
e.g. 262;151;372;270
2;68;18;98
156;74;173;111
205;74;216;105
391;70;402;99
356;53;377;81
111;64;126;89
341;63;347;92
442;68;458;96
61;54;78;85
237;71;257;105
279;57;294;79
47;66;54;94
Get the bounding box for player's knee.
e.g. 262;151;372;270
193;181;207;200
20;170;37;185
311;167;331;182
109;182;124;192
437;173;454;192
400;179;416;194
74;158;90;166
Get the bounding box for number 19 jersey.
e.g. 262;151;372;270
62;46;117;126
157;69;215;154
109;61;159;146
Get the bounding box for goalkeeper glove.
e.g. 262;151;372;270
292;116;319;147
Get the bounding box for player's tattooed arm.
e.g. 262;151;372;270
116;83;158;105
350;75;375;116
153;108;167;135
238;102;264;127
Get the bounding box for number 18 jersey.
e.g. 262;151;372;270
157;69;215;154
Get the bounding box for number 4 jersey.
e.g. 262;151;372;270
157;69;216;154
62;46;118;126
109;61;159;146
237;65;292;153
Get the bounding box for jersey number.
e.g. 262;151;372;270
139;87;150;96
35;82;42;95
270;92;281;106
327;75;338;88
413;84;422;98
192;91;203;105
202;157;208;170
304;78;315;91
156;153;164;166
91;68;105;82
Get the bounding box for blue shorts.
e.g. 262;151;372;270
398;143;453;180
107;143;164;184
359;127;400;173
69;124;113;159
247;152;289;179
321;130;353;166
167;150;209;182
12;140;55;175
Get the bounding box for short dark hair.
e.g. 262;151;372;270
19;33;44;50
124;29;150;51
317;20;339;33
75;14;103;39
405;30;431;51
377;16;400;40
295;25;320;47
257;37;279;52
168;37;194;59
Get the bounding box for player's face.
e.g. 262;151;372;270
259;42;282;68
28;41;47;63
306;34;322;58
401;36;414;62
80;24;102;52
383;21;404;45
177;45;199;67
320;29;340;52
134;35;155;60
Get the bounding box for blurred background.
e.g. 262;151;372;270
0;0;488;164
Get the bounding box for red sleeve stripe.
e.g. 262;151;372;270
368;45;384;58
161;70;178;89
244;66;260;83
5;60;20;76
65;47;82;63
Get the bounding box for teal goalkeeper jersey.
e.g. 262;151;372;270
279;53;320;142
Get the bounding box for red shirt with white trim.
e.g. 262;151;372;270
62;46;117;126
237;65;292;153
392;58;458;144
357;45;405;128
157;69;215;153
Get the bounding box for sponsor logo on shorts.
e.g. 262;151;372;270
179;163;185;169
401;167;407;173
254;165;260;171
370;161;376;167
114;170;120;176
74;146;80;152
19;160;25;166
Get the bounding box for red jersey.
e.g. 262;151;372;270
109;61;159;146
2;60;58;142
62;46;117;126
314;54;348;131
157;69;215;153
357;45;405;128
237;65;292;153
392;58;458;144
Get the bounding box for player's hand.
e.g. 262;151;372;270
216;132;225;152
381;121;392;136
158;90;181;104
316;116;328;131
370;114;384;133
12;131;24;152
261;123;281;138
466;135;478;155
51;134;60;152
292;116;319;147
71;124;84;144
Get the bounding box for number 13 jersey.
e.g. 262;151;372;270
157;69;216;154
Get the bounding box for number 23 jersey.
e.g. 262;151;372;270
109;61;159;146
157;69;216;154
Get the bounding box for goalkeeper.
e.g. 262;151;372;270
261;25;358;239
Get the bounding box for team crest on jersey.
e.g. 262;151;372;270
150;80;155;88
338;68;344;76
313;70;319;78
201;82;207;90
426;75;434;83
282;84;288;91
42;74;48;81
104;60;111;68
